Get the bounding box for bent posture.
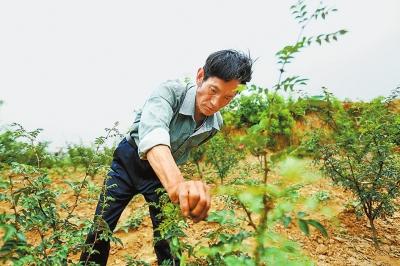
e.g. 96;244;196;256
80;49;253;265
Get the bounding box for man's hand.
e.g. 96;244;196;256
146;145;211;222
168;181;211;222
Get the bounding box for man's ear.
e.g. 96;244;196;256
196;67;204;86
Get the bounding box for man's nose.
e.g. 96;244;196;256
210;95;219;108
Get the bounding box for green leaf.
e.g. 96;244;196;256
297;211;307;218
0;180;9;189
0;224;16;242
113;236;124;246
307;219;328;237
236;84;247;93
298;219;309;236
207;210;236;226
282;216;292;228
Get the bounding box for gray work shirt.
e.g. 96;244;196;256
129;79;223;165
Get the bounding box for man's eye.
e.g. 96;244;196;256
210;87;217;94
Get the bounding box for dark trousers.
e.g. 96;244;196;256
79;138;178;265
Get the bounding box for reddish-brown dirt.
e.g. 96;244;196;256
1;155;399;266
86;157;400;266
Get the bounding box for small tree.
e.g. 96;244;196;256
66;143;114;177
0;123;122;265
196;157;328;266
233;1;347;263
205;134;240;184
67;144;95;172
0;128;55;169
189;145;206;179
305;91;400;245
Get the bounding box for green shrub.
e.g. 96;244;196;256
305;92;400;245
0;126;55;169
205;134;241;184
222;87;268;128
0;123;122;265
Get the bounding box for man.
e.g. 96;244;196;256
80;49;253;265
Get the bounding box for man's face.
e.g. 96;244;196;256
195;68;240;117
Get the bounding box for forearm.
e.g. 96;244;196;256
146;144;211;221
146;144;185;194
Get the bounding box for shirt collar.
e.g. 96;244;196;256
179;84;196;116
179;83;221;130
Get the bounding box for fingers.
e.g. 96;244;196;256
189;181;206;217
177;183;190;217
199;183;211;221
188;181;200;210
190;182;211;223
173;181;211;222
169;183;179;204
204;184;211;218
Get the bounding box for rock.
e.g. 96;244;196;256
317;238;324;244
359;261;372;266
334;236;345;243
386;235;396;243
328;239;335;244
383;245;391;253
358;240;370;248
355;246;363;252
346;250;359;260
316;244;328;255
347;257;359;266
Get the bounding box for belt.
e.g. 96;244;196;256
125;133;137;148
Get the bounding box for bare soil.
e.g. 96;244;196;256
1;156;399;266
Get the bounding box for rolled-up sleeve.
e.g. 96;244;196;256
137;85;177;159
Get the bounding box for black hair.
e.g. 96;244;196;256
203;49;253;84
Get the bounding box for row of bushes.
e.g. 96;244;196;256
2;88;397;173
0;127;115;175
221;85;333;129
